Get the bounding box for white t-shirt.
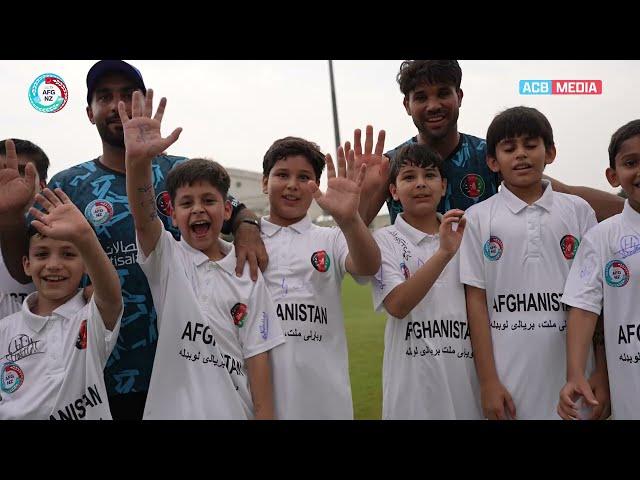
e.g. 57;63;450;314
139;230;285;420
261;215;353;419
0;247;35;319
459;181;597;419
562;200;640;419
0;290;121;420
368;214;482;419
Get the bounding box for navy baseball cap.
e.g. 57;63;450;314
86;60;146;104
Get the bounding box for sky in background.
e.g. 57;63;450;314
1;60;638;195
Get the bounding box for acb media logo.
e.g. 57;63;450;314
519;80;602;95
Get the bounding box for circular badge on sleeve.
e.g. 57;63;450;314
605;260;630;287
84;199;114;226
483;236;503;261
1;362;25;394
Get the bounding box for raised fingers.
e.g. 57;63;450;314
374;129;386;156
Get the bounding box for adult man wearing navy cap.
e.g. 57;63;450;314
0;60;267;419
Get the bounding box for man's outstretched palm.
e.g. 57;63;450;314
118;89;182;163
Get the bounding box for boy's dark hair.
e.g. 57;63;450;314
608;119;640;169
262;137;325;181
166;158;230;202
25;223;42;255
396;60;462;97
25;220;97;255
0;138;50;181
486;106;555;158
389;143;444;184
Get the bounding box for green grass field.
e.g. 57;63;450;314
341;275;387;419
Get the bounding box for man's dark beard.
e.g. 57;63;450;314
96;123;125;148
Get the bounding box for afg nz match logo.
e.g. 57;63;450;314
605;260;630;288
28;73;69;113
1;362;25;394
483;236;503;261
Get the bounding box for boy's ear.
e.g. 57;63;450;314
389;182;399;201
224;199;232;221
440;177;448;198
606;167;621;188
457;88;464;107
170;208;178;228
262;175;269;194
22;255;31;277
487;155;501;173
545;145;557;166
86;105;95;125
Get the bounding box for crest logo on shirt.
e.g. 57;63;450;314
605;259;630;287
231;303;248;328
400;261;410;280
483;235;503;261
311;250;331;272
1;362;24;394
156;191;173;217
84;199;114;226
460;173;485;199
560;235;580;260
76;320;88;350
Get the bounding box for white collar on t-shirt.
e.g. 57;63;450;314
21;289;85;333
622;200;640;235
394;212;443;246
179;238;236;275
260;215;313;238
498;179;553;214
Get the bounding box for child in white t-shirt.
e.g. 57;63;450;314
0;187;122;419
560;119;640;420
367;142;482;419
260;135;381;419
459;106;605;420
121;90;284;419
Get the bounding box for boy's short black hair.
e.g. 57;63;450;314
608;119;640;169
486;106;555;158
166;158;230;202
0;138;50;181
262;137;325;181
396;60;462;97
25;220;97;255
389;143;444;184
25;223;42;256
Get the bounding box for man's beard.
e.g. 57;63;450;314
96;123;125;148
415;111;459;143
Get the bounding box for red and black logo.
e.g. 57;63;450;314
460;173;486;199
75;320;87;350
231;303;248;328
311;250;331;272
560;235;579;260
156;191;173;217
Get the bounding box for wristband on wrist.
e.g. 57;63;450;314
241;218;260;229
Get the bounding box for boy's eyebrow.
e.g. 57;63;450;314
618;151;640;161
498;135;539;144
